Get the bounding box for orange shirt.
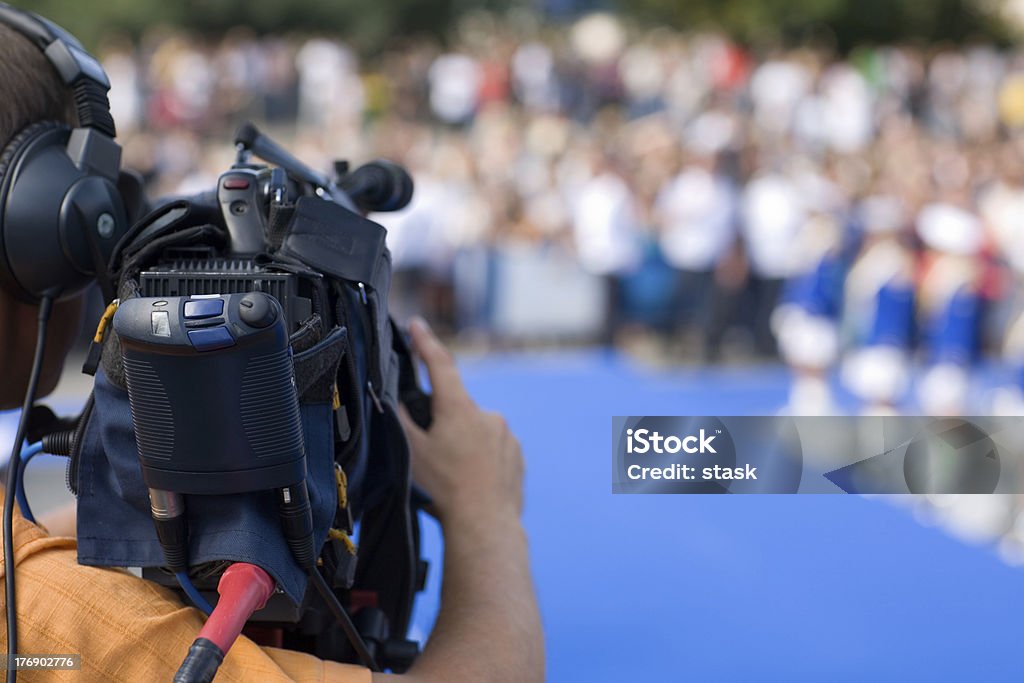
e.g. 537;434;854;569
0;503;369;682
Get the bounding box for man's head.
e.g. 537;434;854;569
0;22;85;409
0;23;78;144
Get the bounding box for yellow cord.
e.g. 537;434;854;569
335;463;348;510
328;528;357;555
92;300;120;343
330;464;356;554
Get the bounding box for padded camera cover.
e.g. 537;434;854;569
74;369;337;603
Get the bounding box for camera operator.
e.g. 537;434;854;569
0;22;543;682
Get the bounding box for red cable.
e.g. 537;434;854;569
197;563;275;654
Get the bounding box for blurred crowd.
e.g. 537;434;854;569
97;12;1024;414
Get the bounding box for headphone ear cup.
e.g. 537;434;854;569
0;121;62;185
0;121;118;302
0;121;68;301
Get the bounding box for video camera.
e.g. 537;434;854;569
118;123;427;673
55;123;429;678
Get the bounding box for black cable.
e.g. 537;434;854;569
173;638;223;683
4;295;53;683
307;568;379;671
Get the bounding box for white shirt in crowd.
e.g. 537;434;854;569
296;39;364;128
820;64;874;153
980;181;1024;274
656;166;737;272
749;59;812;136
511;42;560;112
741;172;806;279
376;166;494;276
571;172;641;276
103;51;141;133
428;53;482;124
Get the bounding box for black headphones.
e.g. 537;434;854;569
0;3;126;303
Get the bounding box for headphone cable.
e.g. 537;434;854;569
4;294;54;683
307;568;378;671
13;443;44;524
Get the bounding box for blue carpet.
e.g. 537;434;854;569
407;351;1024;682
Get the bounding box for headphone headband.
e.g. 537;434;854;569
0;3;116;137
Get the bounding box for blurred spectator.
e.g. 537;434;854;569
570;148;641;342
840;196;916;413
915;199;985;415
741;164;806;356
428;52;482;125
654;150;737;355
296;39;363;131
511;42;560;112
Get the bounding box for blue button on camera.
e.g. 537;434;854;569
184;299;224;319
187;326;235;351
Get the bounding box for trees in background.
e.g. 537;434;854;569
18;0;1011;51
626;0;1010;50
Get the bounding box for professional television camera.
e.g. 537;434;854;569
0;6;430;679
36;123;430;679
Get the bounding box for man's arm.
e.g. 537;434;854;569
383;318;544;683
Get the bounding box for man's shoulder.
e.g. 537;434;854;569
3;504;369;682
0;492;76;579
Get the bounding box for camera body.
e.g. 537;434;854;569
115;292;305;495
87;124;425;670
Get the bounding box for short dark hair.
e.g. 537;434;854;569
0;23;77;148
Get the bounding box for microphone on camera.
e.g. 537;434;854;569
233;121;410;215
339;160;414;213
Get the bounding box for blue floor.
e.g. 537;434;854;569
11;352;1023;681
407;351;1024;682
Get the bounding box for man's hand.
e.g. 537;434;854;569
397;317;524;527
386;318;544;683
